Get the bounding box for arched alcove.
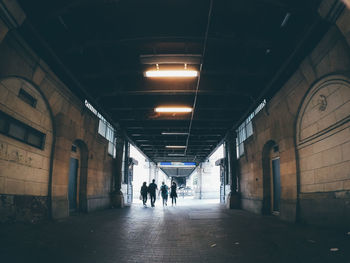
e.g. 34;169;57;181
0;76;54;221
295;74;350;226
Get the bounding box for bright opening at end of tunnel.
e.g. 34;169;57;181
130;144;224;206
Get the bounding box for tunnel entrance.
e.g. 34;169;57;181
126;144;223;207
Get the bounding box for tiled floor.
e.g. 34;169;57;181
1;198;349;263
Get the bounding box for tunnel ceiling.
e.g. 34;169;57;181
17;0;326;164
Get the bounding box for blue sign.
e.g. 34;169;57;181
158;162;196;167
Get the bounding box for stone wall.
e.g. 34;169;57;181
0;26;115;221
238;14;350;227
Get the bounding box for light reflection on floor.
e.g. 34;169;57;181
132;196;220;208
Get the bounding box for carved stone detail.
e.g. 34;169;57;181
318;94;327;111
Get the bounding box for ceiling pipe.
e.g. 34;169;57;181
185;0;214;157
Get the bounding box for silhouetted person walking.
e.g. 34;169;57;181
170;181;178;206
160;182;169;206
140;182;148;207
148;179;158;207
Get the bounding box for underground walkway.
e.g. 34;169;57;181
1;199;349;263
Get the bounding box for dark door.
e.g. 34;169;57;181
68;158;79;212
272;158;281;212
220;165;225;203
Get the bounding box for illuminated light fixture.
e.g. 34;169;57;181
145;70;198;78
165;145;187;149
155;107;192;113
161;132;189;135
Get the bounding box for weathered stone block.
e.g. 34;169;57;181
7;144;26;164
300;56;317;85
329;39;350;71
0;176;4;193
332;161;350;180
6;178;25;194
336;8;350;46
24;181;43;196
335;100;350;121
32;66;46;86
307;152;323;170
322;145;342;167
314;166;331;184
51;197;68;219
301;183;324;193
30;168;49;183
0;82;9;104
324;181;343;191
0;17;9;43
343;179;350;190
301;170;315;185
52;185;67;197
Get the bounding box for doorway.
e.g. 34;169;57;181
67;141;88;214
262;141;281;215
68;157;79;213
271;157;281;213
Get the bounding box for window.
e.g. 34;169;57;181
18;89;37;108
85;100;117;157
0;111;46;149
236;99;266;158
9;123;26;140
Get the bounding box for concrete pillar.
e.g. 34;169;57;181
110;137;125;208
194;165;203;199
225;132;241;209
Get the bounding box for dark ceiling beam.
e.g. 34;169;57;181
126;126;228;130
45;0;121;19
45;0;294;21
109;106;246;112
137;139;218;143
66;35;272;54
250;0;291;8
93;89;253;97
140;54;202;64
132;133;223;137
118;117;236;122
81;68;267;80
119;120;232;126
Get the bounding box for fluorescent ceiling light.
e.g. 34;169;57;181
155;107;192;113
145;70;198;78
165;145;187;149
161;132;189;135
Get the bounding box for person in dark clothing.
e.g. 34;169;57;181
140;182;148;207
159;182;169;206
170;181;178;206
148;179;158;207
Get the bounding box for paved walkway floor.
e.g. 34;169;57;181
1;198;350;263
